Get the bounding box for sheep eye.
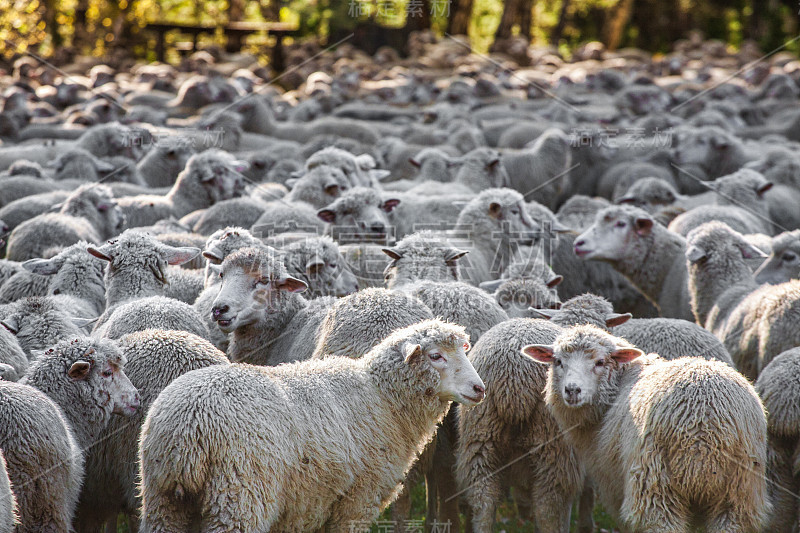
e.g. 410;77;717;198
102;369;113;377
784;253;796;262
511;209;519;215
219;272;224;278
615;221;626;228
595;360;605;368
429;353;443;361
328;263;337;269
554;358;562;367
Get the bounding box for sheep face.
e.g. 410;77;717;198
522;326;642;408
211;248;307;334
317;187;399;244
754;231;800;285
671;126;735;168
574;206;654;261
401;324;484;406
493;277;561;318
190;151;248;203
482;195;538;244
685;222;767;271
287;166;349;208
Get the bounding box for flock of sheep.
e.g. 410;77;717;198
1;29;800;533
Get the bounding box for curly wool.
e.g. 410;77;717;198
0;296;83;357
139;320;465;533
384;231;465;289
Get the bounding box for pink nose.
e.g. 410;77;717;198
473;384;486;401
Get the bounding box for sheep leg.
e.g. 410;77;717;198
576;482;595;533
392;483;412;533
458;441;501;533
103;519;117;533
431;415;460;530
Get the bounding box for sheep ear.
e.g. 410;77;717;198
487;158;500;169
317;209;337;223
381;248;403;260
68;360;92;380
520;344;555;364
738;242;768;260
87;244;113;262
71;316;98;329
488;202;503;220
403;343;422;364
528;308;556;320
324;183;341;196
372;169;391;181
285;178;298;189
478;279;504;292
634;217;654;236
381;199;400;213
546;275;563;288
232;160;249;172
22;258;60;275
609;347;643;364
445;248;469;263
0;363;17;381
274;276;308;293
163;246;200;265
355;154;376;170
757;182;773;197
202;246;223;264
711;136;730;150
0;318;18;335
408;158;421;168
617;196;637;205
605;312;632;328
95;159;117;173
548;220;571;234
686;245;707;263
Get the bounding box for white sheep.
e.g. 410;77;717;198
522;325;771;532
139;319;485;532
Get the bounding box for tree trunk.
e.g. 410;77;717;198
603;0;634;50
517;0;532;39
405;0;431;32
494;0;521;40
446;0;473;35
551;0;570;44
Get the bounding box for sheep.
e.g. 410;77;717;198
671;125;753;193
317;187;400;244
139;319;484;532
451;147;510;192
595;160;676;202
304;146;387;188
522;325;771;533
0;190;71;239
0;297;86;358
574;205;694;320
556;195;611;232
117;149;247;228
47;147;116;181
685;221;800;379
136;142;195;188
74;329;229;533
20;336;140;449
0;324;26;381
284;164;350;209
0;380;83;533
162;266;205;304
754;229;800;285
454;188;540;286
500;128;573;209
455;317;583;533
491;276;563;318
211;246;334;365
668;168;775;237
383;230;469;289
5;183;125;261
279;235;360;298
20;241;107;316
0;450;16;533
532;293;734;364
251;198;327;237
0;268;52;304
754;348;800;533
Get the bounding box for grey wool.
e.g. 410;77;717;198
0;296;84;358
5;183;125;261
0;450;16;533
278;235;359;298
191;197;269;236
74;329;229;533
96;296;211;341
0;326;26;381
501;128;573;209
0;380;83;533
383;231;469;290
754;229;800;285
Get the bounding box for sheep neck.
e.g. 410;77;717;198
689;254;756;329
227;293;307;364
614;227;685;305
103;269;165;310
166;173;216;217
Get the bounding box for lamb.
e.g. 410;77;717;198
5;183;125;261
317;187;400;244
117;149;247;228
0;450;16;533
136;142;195;188
0;380;83;533
522;325;770;532
74;329;229;533
455;317;583;533
668;168;776;237
20;336;140;449
754;348;800;533
47;148;116;181
139;319;484;532
500;128;573;209
754;229;800;285
532;293;734;365
685;221;800;379
211;246;334;365
574;205;694;320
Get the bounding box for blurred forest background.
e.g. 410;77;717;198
0;0;798;62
